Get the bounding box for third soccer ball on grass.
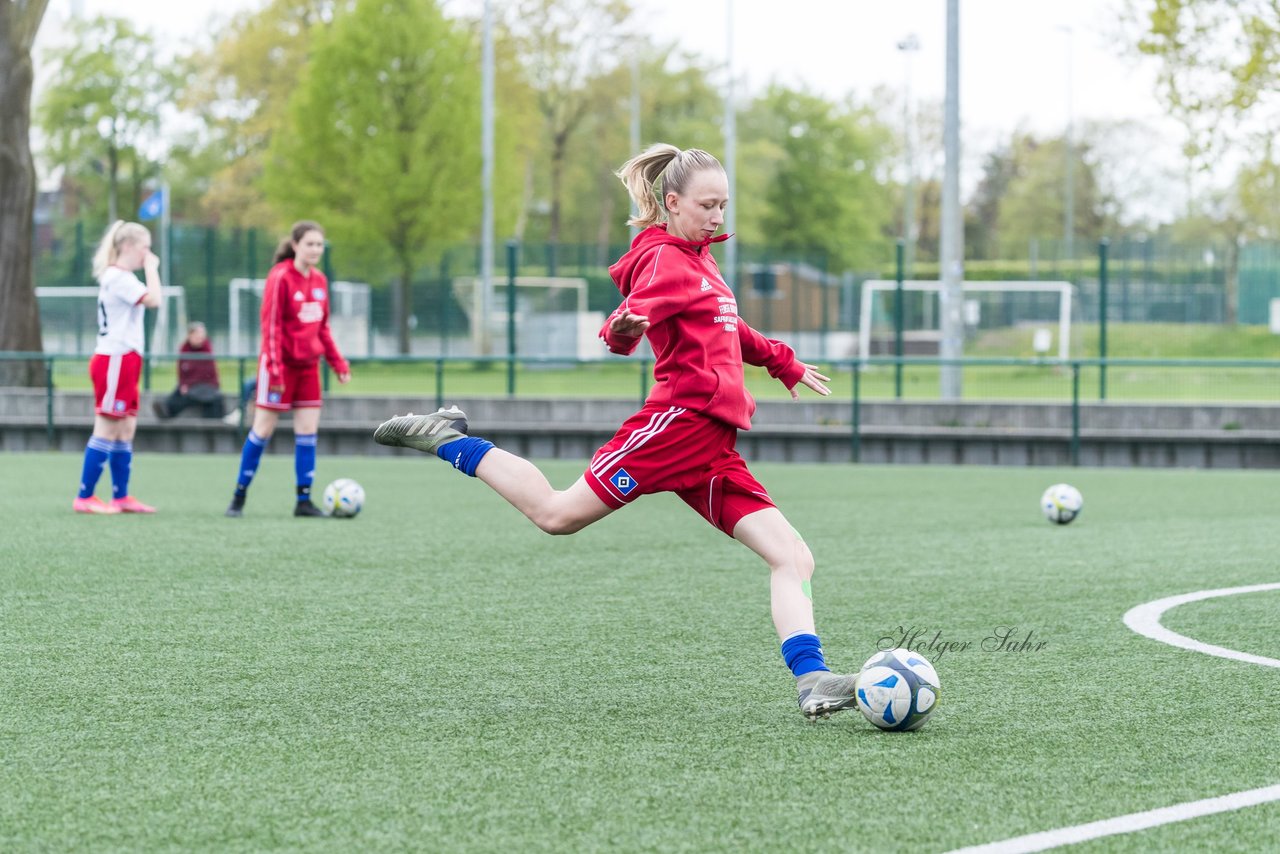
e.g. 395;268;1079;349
1041;483;1083;524
856;648;941;732
322;478;365;518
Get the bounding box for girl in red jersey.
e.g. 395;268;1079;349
376;144;862;721
73;221;163;515
225;221;351;518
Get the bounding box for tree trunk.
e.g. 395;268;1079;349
0;1;50;387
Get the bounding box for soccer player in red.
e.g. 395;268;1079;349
225;221;351;518
74;221;163;514
376;144;862;721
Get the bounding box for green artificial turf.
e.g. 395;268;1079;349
2;454;1278;852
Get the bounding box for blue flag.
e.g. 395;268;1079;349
138;189;164;221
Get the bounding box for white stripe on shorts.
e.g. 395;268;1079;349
589;406;685;483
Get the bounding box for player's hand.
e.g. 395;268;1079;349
609;312;650;338
144;251;161;271
791;364;831;399
337;371;351;384
179;384;189;394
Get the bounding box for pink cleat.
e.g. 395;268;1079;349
111;495;157;514
73;496;121;515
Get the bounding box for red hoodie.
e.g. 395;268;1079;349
602;225;805;431
259;260;349;388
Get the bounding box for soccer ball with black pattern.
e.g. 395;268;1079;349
1041;483;1083;525
322;478;365;518
856;648;941;732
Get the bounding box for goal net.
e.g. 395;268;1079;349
451;276;604;360
229;278;371;358
858;280;1074;363
37;285;187;356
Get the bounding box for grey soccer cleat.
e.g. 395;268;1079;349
797;671;861;721
373;406;469;453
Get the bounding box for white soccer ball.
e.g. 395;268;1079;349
322;478;365;518
856;648;941;732
1041;483;1083;525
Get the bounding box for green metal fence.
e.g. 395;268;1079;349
5;352;1277;462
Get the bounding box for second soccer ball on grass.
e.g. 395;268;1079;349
322;478;365;518
1041;483;1083;525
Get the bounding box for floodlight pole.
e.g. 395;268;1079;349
723;0;737;288
480;0;495;356
939;0;963;399
1060;25;1075;266
897;34;920;279
630;52;641;241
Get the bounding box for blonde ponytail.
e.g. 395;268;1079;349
616;144;725;229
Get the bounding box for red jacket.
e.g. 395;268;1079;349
178;340;219;390
259;260;349;387
602;225;805;431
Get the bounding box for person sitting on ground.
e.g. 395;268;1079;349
153;322;226;419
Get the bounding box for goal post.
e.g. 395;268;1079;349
451;276;603;360
858;280;1073;363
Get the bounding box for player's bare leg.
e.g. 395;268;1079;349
733;507;859;721
475;454;614;535
375;408;613;535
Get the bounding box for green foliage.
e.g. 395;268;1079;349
175;1;351;228
746;85;896;271
265;0;480;276
36;14;176;223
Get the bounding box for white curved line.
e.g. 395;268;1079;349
947;583;1280;853
1122;582;1280;669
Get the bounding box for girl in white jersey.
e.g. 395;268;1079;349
73;221;163;514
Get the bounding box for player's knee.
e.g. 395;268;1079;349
530;502;590;536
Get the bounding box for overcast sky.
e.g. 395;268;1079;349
36;0;1185;212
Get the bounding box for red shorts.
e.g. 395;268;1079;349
90;351;142;418
584;404;775;536
256;357;322;411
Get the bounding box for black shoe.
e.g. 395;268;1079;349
294;500;326;517
225;495;245;518
152;400;171;419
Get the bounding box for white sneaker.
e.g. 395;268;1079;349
222;408;242;426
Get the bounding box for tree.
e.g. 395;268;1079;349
265;0;482;353
37;15;174;224
745;85;896;271
0;0;50;387
507;0;632;246
176;0;351;227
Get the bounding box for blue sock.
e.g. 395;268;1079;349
108;441;133;499
436;436;494;477
77;436;112;499
236;430;269;495
295;433;317;498
781;633;829;677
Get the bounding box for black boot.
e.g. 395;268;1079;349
294;500;325;517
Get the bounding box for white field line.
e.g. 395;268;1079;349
946;582;1280;854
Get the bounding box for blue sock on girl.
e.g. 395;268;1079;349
436;436;494;477
781;632;829;677
108;440;133;499
295;433;317;501
235;430;268;497
77;436;113;499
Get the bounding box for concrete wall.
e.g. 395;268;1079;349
3;389;1278;468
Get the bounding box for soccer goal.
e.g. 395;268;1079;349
229;278;371;358
450;276;604;360
37;285;188;355
858;280;1073;363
